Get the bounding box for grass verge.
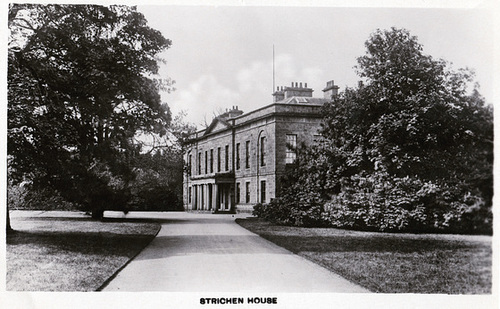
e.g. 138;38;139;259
236;217;492;294
7;211;161;291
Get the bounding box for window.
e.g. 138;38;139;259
188;154;192;175
188;187;192;203
198;152;201;174
260;136;266;166
245;141;250;168
225;145;229;171
260;180;266;203
201;185;204;208
286;134;297;164
217;147;221;172
236;183;241;204
205;151;208;174
236;143;240;170
193;185;197;209
210;149;213;173
245;182;250;203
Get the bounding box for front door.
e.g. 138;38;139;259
217;184;232;211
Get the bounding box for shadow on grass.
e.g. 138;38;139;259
7;230;155;256
7;217;161;291
236;218;491;254
236;218;492;294
258;235;488;254
15;216;160;224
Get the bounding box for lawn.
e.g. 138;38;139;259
7;211;161;291
236;217;492;294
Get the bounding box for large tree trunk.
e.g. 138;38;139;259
91;206;104;220
7;206;13;233
89;189;107;220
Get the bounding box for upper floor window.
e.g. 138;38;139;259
260;136;266;167
210;149;214;173
286;134;297;164
225;145;229;171
205;150;208;174
198;152;202;174
236;143;240;170
245;141;250;169
217;147;221;172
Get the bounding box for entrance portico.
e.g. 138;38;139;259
214;172;234;213
187;173;235;213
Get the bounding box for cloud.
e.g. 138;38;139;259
235;53;327;99
172;74;240;127
236;61;271;94
168;54;329;128
274;54;298;84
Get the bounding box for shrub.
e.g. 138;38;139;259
253;201;293;225
323;172;492;234
7;184;78;211
253;187;328;227
130;185;183;211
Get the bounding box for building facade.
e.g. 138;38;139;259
183;80;339;212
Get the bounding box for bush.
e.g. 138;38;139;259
255;168;492;234
253;202;293;225
323;173;492;234
130;185;183;211
253;189;328;227
7;184;78;211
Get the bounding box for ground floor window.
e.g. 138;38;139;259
188;186;192;204
245;182;250;203
201;185;204;209
260;180;266;203
236;182;241;204
286;134;297;164
193;185;198;210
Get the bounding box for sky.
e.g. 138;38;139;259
136;3;496;127
1;3;498;308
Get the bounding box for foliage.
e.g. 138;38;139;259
129;149;185;211
254;28;493;234
254;145;330;227
323;172;491;233
7;183;77;211
8;4;172;218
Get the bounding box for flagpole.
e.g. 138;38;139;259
272;44;275;93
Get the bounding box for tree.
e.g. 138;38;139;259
7;4;172;224
256;28;493;234
123;110;196;211
319;28;493;233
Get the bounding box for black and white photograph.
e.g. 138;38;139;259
3;1;498;308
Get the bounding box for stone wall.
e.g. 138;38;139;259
183;97;328;212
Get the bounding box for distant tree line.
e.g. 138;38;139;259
254;28;493;234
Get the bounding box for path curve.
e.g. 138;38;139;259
102;212;368;293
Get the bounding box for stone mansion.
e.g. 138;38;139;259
183;80;339;212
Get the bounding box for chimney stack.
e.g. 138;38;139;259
273;81;313;101
273;86;285;102
323;80;339;99
221;105;243;119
